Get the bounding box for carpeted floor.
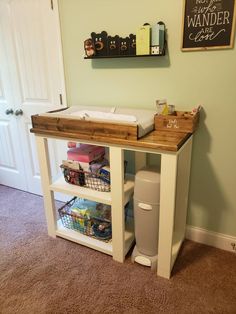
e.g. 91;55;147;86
0;184;236;314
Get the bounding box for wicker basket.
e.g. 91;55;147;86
58;197;112;241
60;164;110;192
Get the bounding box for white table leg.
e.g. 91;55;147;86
172;137;193;268
35;135;57;237
158;153;178;278
110;146;125;262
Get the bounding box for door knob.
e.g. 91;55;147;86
15;109;23;116
5;108;14;115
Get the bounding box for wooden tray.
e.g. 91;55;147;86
30;108;192;152
31;110;138;140
154;111;200;133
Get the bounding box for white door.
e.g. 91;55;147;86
0;0;67;194
0;1;27;190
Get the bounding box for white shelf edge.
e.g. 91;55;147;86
56;220;113;255
50;176;112;204
56;219;135;257
50;175;134;206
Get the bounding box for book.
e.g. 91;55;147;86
67;144;105;163
136;24;151;55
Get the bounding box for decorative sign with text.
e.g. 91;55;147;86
182;0;236;50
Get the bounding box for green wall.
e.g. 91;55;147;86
58;0;236;237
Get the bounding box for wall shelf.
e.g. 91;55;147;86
84;53;165;60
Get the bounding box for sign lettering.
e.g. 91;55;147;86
182;0;236;50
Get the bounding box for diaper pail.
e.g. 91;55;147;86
131;167;160;271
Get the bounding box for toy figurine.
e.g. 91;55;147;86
129;34;136;55
119;37;129;56
107;35;120;55
84;38;95;57
91;31;108;56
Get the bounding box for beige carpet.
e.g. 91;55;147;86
0;185;236;314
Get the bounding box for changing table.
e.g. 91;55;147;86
31;108;193;279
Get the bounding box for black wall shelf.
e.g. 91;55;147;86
84;53;165;59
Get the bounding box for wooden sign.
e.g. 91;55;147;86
182;0;236;51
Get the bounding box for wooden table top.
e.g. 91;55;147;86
30;109;193;152
31;126;191;152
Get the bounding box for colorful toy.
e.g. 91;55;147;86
84;38;95;57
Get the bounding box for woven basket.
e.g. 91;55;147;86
60;164;110;192
58;197;112;241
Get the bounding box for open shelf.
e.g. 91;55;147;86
50;174;134;206
56;220;113;255
56;217;134;256
51;176;111;204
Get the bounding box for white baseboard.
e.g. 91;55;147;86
185;225;236;253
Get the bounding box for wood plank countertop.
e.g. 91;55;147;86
30;108;192;152
30;126;191;152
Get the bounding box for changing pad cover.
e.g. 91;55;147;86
42;105;157;138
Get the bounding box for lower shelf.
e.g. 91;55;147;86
56;218;134;257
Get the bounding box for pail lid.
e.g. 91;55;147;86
134;167;160;203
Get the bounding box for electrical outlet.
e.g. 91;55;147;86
231;243;236;251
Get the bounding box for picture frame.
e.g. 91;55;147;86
181;0;236;51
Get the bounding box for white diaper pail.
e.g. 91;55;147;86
131;167;160;271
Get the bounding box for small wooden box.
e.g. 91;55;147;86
154;111;200;133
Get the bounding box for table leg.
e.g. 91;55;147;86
35;135;57;237
171;138;193;268
158;153;178;278
110;146;125;262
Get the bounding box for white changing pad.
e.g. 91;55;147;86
43;105;157;138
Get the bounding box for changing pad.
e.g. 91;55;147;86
41;105;157;138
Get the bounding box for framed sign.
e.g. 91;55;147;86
182;0;236;51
